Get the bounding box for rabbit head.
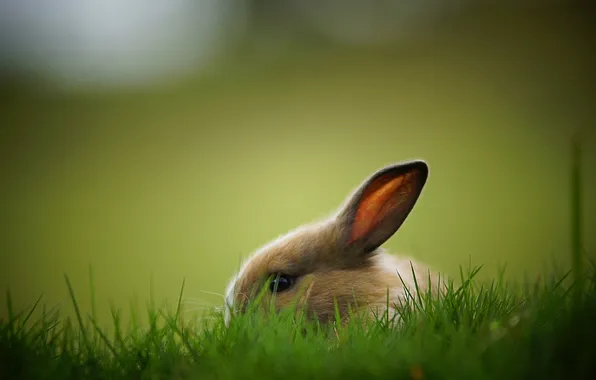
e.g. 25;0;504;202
224;160;435;325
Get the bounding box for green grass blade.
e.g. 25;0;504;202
63;274;91;353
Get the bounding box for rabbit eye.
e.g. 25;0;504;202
269;274;296;293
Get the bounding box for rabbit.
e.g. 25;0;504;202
223;160;440;325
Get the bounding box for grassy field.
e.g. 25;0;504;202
1;263;595;380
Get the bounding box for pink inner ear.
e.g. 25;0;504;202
349;172;414;244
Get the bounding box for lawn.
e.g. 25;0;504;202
1;263;595;380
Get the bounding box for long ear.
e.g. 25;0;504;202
335;160;428;255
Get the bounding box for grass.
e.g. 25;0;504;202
1;263;595;380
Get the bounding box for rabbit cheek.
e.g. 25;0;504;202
299;274;359;322
303;269;400;323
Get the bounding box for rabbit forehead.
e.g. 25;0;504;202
241;221;337;281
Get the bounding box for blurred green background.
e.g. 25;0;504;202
1;1;595;326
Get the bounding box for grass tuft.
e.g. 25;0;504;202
1;264;595;379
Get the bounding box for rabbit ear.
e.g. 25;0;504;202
336;161;428;256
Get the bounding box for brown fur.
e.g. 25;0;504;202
224;160;441;325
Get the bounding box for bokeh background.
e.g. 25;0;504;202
1;0;595;326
